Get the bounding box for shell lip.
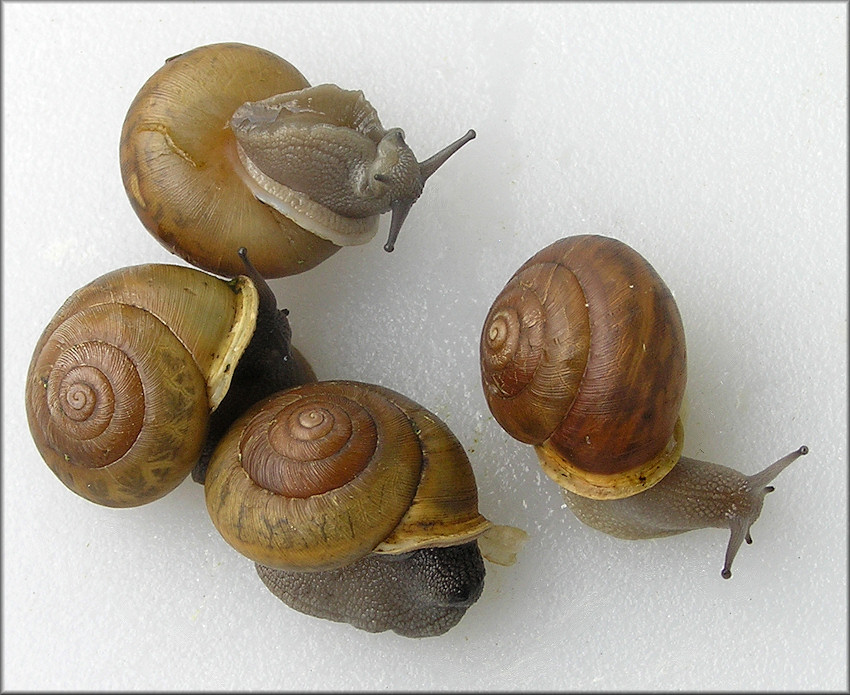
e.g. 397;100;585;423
374;518;528;568
373;514;494;555
536;417;685;500
205;276;259;410
231;84;384;140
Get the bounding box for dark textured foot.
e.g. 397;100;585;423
255;542;486;638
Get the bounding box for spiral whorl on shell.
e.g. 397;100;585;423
480;235;687;500
25;264;259;507
205;381;493;572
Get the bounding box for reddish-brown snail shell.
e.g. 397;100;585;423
481;234;687;499
25;249;313;507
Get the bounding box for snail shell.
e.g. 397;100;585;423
205;380;499;571
120;42;475;278
120;42;335;278
480;234;807;578
26;264;257;506
25;259;311;507
480;234;687;500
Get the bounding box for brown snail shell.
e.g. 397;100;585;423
480;234;808;579
120;42;336;279
204;380;499;572
205;380;525;637
480;234;687;500
120;42;476;278
25;256;313;507
25;264;257;506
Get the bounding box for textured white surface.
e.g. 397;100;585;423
3;3;847;691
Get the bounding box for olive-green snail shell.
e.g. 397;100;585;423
204;380;496;572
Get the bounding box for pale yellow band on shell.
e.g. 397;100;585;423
205;276;259;411
374;519;528;568
374;515;493;555
536;417;684;500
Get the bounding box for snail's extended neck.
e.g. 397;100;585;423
560;445;809;580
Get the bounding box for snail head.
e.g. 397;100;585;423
376;128;476;252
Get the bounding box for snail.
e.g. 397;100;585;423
479;234;808;578
204;379;527;637
25;248;313;507
120;42;476;278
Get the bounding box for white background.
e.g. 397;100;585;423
3;3;847;691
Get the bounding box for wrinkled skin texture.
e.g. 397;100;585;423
562;447;808;578
255;542;486;638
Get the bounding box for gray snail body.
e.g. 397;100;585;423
256;541;486;638
562;450;808;578
120;42;476;278
230;84;476;254
480;234;807;578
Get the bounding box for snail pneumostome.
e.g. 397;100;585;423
479;234;808;578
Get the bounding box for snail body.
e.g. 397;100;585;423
204;379;526;637
480;234;807;578
562;449;808;578
25;249;312;507
120;42;475;278
255;542;486;638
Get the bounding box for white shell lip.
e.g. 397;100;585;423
373;515;494;555
206;275;259;411
233;140;380;247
